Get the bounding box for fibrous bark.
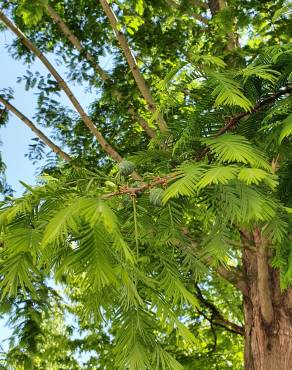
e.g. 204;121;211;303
242;240;292;370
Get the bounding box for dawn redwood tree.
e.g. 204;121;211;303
0;0;291;369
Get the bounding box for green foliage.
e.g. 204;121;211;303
163;163;207;202
279;113;292;143
118;160;136;176
238;168;278;189
209;73;253;111
238;64;280;84
16;0;48;26
0;1;291;368
203;134;270;170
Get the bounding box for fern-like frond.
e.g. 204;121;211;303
163;163;207;202
279;113;292;143
262;215;288;244
238;168;278;189
57;224;118;290
42;205;79;246
196;166;238;189
152;346;184;370
238;65;280;84
209;72;253;111
0;252;39;298
201;233;232;266
158;259;198;308
203;134;270;170
215;183;277;223
114;308;155;370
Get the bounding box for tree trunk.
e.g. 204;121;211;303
243;248;292;370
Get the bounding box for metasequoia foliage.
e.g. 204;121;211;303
0;0;291;368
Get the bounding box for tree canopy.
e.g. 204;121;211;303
0;0;291;369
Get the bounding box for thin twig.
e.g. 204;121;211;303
102;175;173;199
196;86;292;160
102;86;292;196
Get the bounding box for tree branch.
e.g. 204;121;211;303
196;85;292;160
207;0;238;50
101;175;173;199
215;265;248;296
181;230;248;295
46;6;108;82
98;85;292;198
217;86;292;136
195;283;244;335
45;5;156;139
0;11;136;172
99;0;168;132
0;96;71;162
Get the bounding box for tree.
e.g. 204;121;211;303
0;0;291;369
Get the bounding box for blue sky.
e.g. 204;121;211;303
0;27;106;351
0;29;105;194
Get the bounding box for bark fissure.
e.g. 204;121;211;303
254;230;274;324
242;239;292;370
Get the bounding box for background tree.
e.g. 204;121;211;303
0;0;291;369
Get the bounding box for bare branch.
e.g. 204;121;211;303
99;0;168;132
127;107;156;138
195;283;244;335
45;5;156;139
0;96;71;162
0;11;128;167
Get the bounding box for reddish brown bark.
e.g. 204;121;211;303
243;248;292;370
